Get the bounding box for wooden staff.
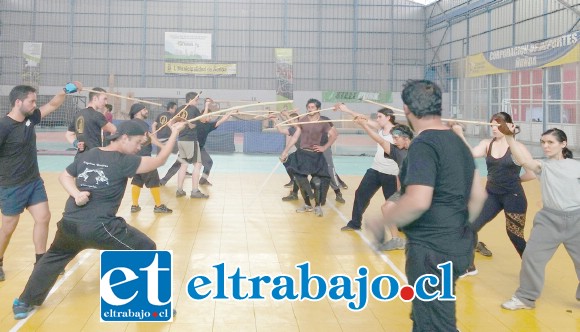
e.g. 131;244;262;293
186;100;294;124
85;89;162;107
361;99;497;126
275;107;334;127
277;119;355;126
151;92;202;135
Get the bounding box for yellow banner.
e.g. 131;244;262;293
466;53;510;77
164;63;236;75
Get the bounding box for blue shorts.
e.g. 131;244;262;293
0;178;48;216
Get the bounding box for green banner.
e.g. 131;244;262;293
322;91;392;103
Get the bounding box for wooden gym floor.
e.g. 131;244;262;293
0;154;578;332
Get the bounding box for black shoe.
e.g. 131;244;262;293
282;192;298;201
339;181;348;190
131;205;141;213
475;242;493;257
186;171;192;176
283;180;293;188
199;178;213;186
13;298;34;320
335;192;345;204
154;204;173;213
341;223;361;231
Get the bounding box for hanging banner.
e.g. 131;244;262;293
466;31;579;77
164;32;212;60
322;91;392;103
22;42;42;89
164;62;236;76
275;48;293;102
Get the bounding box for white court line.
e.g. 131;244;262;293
326;202;408;283
10;250;96;332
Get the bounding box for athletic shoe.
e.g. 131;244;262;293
340;224;361;231
339;181;348;190
283;180;293;188
314;206;323;217
154;204;173;213
190;190;209;199
13;298;34;320
476;241;493;257
378;237;406;251
296;205;313;213
501;296;533;310
335;192;345;204
282;192;298;201
131;205;141;213
0;266;5;281
459;265;478;278
199;178;213;186
176;189;186;197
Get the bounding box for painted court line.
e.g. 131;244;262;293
327;202;408;283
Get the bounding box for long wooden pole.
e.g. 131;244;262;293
275;107;334;127
85;89;162;107
151;93;201;135
361;99;496;126
186;100;294;124
277;119;354;126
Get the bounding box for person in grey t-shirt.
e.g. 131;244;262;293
501;127;580;311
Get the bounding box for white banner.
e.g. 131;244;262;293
164;32;212;60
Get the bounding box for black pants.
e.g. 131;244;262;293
406;244;471;332
347;168;397;228
19;218;156;306
200;147;213;177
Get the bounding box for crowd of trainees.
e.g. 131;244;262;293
0;80;578;331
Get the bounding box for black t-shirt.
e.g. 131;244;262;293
154;111;173;140
132;119;152;157
0;109;42;186
400;129;475;255
384;143;407;168
178;106;201;141
63;148;141;223
68;107;108;151
196;121;219;148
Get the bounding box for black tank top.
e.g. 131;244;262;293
485;138;523;194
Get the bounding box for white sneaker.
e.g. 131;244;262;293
501;296;533;310
314;206;323;217
296;205;313;213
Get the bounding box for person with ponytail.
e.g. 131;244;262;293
500;126;580;310
454;112;536;277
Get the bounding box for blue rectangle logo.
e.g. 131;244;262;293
100;250;173;322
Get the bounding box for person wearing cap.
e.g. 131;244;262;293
65;87;117;156
335;105;402;235
11;119;186;319
0;82;82;282
128;103;173;214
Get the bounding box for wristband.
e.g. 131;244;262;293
64;82;78;94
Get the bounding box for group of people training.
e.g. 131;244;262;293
1;80;578;330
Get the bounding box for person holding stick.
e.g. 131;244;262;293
65;88;117;155
367;80;487;331
175;92;208;198
0;82;82;282
279;98;334;217
453;112;535;277
12;119;186;319
128;104;173;214
336;105;401;234
500;126;580;310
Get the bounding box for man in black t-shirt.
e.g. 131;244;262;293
65;88;117;155
12;119;186;319
128;104;173;214
369;80;487;331
0;82;82;282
